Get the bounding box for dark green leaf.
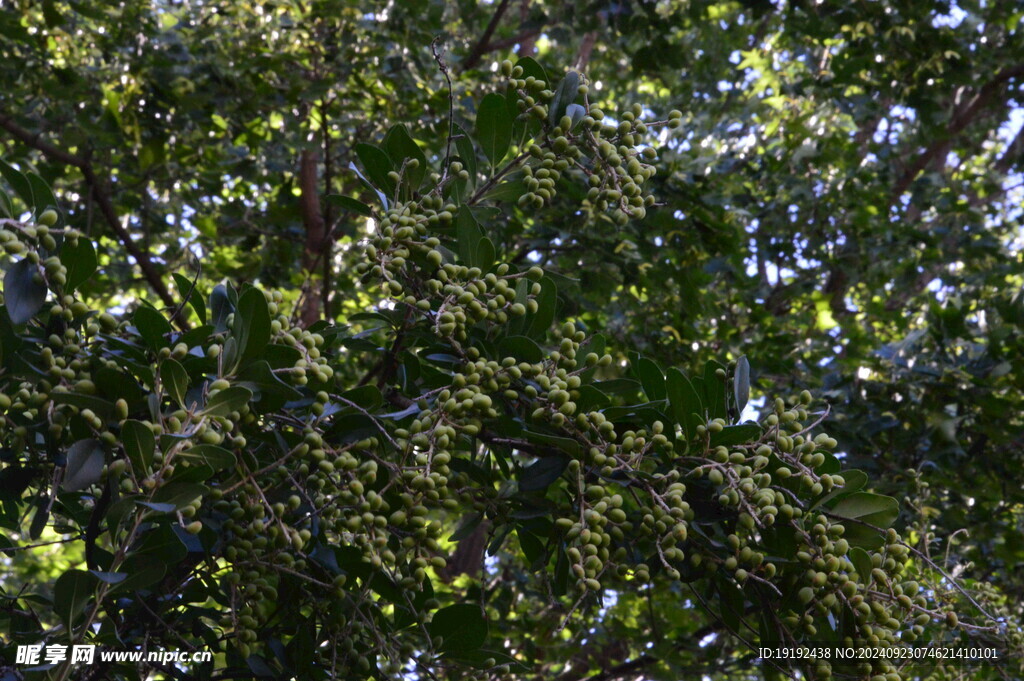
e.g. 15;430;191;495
136;501;177;513
326;194;372;216
53;569;96;632
210;284;233;333
521;430;581;458
453;123;477;184
428;603;487;653
355;143;395;198
518;454;570;492
3;258;46;324
88;570;127;584
383;124;427;192
0;186;13;217
108;564;167;596
134;304;172;350
122;419;155;476
515;57;548;86
172;272;206;324
637;357;666;401
666;368;703;442
203;386;252;417
703;360;727;421
477;93;512;167
526;276;556;340
180;444;236;471
27;172;58;217
0;159;34;209
61;238;97;292
548;71;580;126
830;492;899;549
811;469;868;509
151;482;207;509
161;358;189;408
849;547;873;583
709;424;762;448
498;335;543;363
63;439;104;492
232;287;271;370
733;355;750;416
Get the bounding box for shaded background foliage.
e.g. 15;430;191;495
1;0;1023;679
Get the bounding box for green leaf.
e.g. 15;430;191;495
526;276;557;340
338;384;383;410
516;57;548;85
733;355;750;416
88;570;127;584
172;272;206;324
497;335;543;363
326;194;372;217
666;368;703;442
134;304;172;350
428;603;487;653
53;569;96;632
203;386;253;417
150;482;207;509
355;143;395;198
237;360;302;407
476;93;512;167
703;360;727;421
63;439;105;492
26;172;58;217
548;71;580;127
383;124;427;192
108;564;167;596
60;237;97;292
0;159;34;209
709;424;762;447
122;420;155;476
136;501;177;514
179;444;236;471
518;453;570;492
453;123;477;184
455;205;493;270
811;469;868;509
161;358;190;408
0;186;13;217
210;284;233;333
849;547;873;583
3;258;47;324
347;160;390;209
565;103;586;130
232;287;271;370
637;357;666;401
830;492;899;549
521;430;581;458
50;391;115;419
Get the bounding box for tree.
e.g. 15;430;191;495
1;2;1023;681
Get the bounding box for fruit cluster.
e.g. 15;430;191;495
498;59;680;225
0;72;987;680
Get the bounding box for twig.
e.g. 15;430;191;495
431;38;456;190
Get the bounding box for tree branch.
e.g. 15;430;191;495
298;148;327;327
889;64;1024;204
0;110;183;321
462;0;513;71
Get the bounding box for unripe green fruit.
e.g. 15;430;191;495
38;209;59;226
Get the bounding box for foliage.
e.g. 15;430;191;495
2;1;1024;681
